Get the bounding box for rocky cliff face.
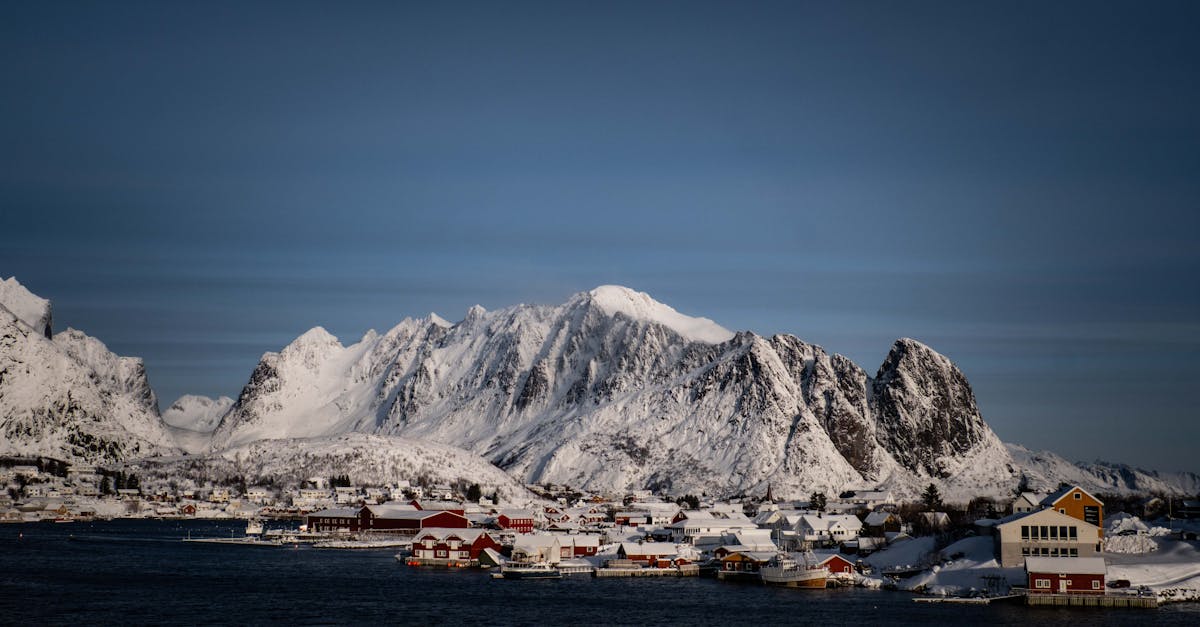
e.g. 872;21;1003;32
0;279;177;463
211;285;1017;498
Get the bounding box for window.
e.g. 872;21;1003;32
1040;525;1048;539
436;549;447;558
1050;526;1058;539
1069;527;1077;540
1074;492;1082;500
1021;525;1030;540
1093;580;1100;589
1060;526;1067;538
1069;548;1078;557
1050;548;1059;557
1036;579;1050;589
1059;508;1065;514
1022;547;1031;556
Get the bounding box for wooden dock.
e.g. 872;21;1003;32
914;594;1023;605
1025;593;1158;609
595;565;698;578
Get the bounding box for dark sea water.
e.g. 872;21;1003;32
1;519;1197;625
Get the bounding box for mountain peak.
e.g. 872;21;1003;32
291;326;341;347
581;285;734;344
0;276;53;338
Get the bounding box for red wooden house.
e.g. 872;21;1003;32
411;528;502;564
1025;557;1106;594
617;542;686;568
496;509;536;534
819;554;856;575
306;505;468;533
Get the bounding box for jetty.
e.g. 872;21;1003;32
596;564;699;578
1024;593;1158;609
913;594;1022;605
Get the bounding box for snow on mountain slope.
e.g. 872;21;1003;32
0;276;52;338
162;395;234;432
1006;443;1200;496
585;285;734;344
211;286;1017;499
140;433;537;502
0;289;177;463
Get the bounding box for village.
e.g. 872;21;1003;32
4;457;1200;609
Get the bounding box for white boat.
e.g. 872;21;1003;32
759;553;829;589
501;562;562;580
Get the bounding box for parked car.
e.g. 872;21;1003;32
1108;579;1131;589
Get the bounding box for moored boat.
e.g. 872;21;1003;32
759;553;828;589
501;562;562;580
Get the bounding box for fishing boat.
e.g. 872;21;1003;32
759;553;828;589
500;562;562;580
182;519;280;546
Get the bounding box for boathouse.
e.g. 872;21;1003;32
617;542;683;567
819;554;856;575
1025;556;1106;594
411;528;502;564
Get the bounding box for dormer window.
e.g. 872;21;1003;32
1074;492;1081;500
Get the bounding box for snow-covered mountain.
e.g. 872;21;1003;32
7;277;1191;499
1006;443;1200;496
162;395;233;432
0;277;178;463
210;285;1019;499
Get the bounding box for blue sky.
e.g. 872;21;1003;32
2;1;1197;472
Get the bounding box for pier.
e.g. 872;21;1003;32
595;565;698;578
1025;593;1158;609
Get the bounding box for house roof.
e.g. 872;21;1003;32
864;511;895;526
307;507;361;518
798;514;863;531
416;527;491;542
1025;556;1106;575
363;503;419;517
1039;485;1101;508
619;542;678;556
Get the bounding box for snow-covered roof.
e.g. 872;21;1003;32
798;514;863;532
864;511;895;526
415;527;491;542
307;507;360;518
1025;556;1106;575
619;542;678;556
364;503;418;517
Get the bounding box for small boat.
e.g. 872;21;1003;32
501;562;562;580
759;553;828;589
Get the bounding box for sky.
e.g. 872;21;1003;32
1;1;1197;472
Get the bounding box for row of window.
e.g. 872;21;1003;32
1022;547;1079;557
1020;525;1078;541
1034;578;1100;589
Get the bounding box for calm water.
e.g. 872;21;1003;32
1;519;1197;625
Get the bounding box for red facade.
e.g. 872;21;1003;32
821;555;855;575
412;530;501;561
1028;571;1105;594
497;514;535;534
